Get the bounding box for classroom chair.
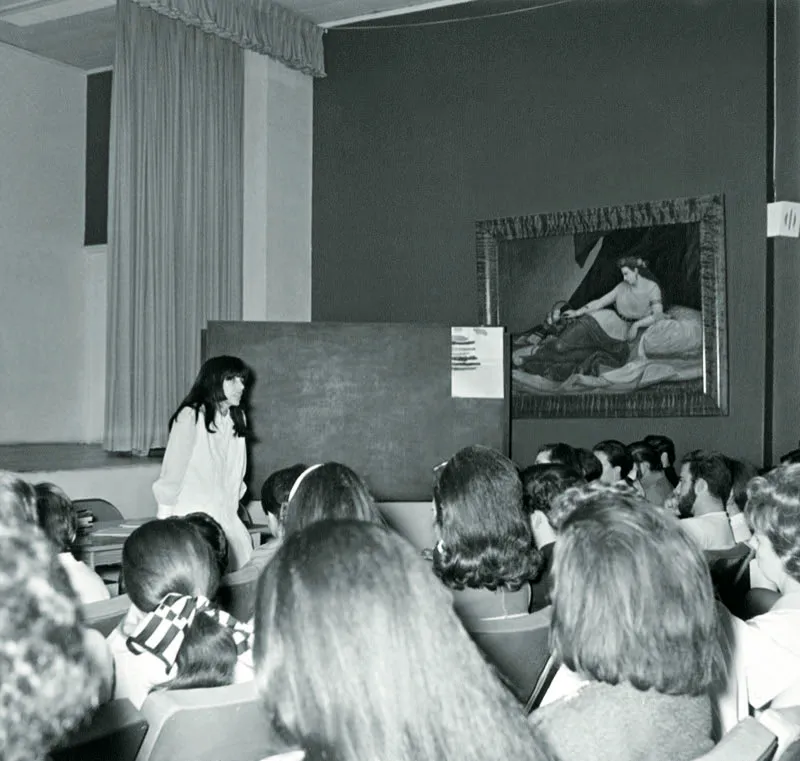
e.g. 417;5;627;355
461;606;553;712
51;698;148;761
73;497;124;523
135;681;281;761
83;594;131;636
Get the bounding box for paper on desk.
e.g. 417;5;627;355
451;326;504;399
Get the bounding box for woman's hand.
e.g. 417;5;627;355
627;323;641;341
562;308;581;319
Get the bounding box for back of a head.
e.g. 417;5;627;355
34;482;77;553
780;448;800;466
183;512;230;577
575;448;603;482
0;523;101;760
550;485;721;695
593;439;634;482
644;434;676;465
0;471;37;526
433;445;540;590
122;518;220;612
261;464;308;517
535;442;581;472
627;441;663;473
282;463;382;537
682;450;733;504
520;463;585;518
723;456;759;513
253;520;548;761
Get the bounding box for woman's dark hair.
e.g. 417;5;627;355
627;441;663;475
34;482;77;553
551;485;723;695
183;512;230;578
122;519;238;694
593;439;634;484
723;457;759;514
0;471;37;525
535;442;581;472
261;464;308;518
520;463;585;517
253;520;550;761
780;448;800;465
283;463;383;537
575;448;602;482
433;446;541;591
169;355;251;437
643;434;676;467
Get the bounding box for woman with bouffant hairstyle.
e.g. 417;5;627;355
432;445;541;619
0;524;104;761
736;464;800;709
531;485;722;761
253;520;552;761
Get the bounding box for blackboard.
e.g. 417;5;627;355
204;321;509;502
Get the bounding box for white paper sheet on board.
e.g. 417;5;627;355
451;326;504;399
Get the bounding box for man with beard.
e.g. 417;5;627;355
672;450;735;550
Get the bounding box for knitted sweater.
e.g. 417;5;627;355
529;680;714;761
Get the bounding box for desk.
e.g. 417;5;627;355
83;519;271;570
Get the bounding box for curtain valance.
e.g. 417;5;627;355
129;0;326;77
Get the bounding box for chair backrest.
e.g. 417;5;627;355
51;699;148;761
693;717;776;761
82;594;131;636
706;543;753;619
218;563;261;621
73;497;125;523
135;681;281;761
461;606;552;711
378;501;436;551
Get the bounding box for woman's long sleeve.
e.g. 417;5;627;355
152;408;197;510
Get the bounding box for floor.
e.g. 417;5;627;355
0;443;163;473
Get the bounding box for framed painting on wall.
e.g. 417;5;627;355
476;194;728;418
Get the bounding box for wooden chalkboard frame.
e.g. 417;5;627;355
203;321;509;502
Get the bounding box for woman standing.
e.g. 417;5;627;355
153;355;253;570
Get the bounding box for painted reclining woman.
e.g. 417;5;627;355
519;256;663;382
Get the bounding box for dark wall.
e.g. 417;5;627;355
312;0;767;466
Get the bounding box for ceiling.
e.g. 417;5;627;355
0;0;496;70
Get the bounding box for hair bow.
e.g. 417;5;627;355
126;592;253;672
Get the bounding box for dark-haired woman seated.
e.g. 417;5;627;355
432;445;542;619
107;518;254;708
253;520;553;761
530;484;722;761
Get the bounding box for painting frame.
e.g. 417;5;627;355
476;194;728;418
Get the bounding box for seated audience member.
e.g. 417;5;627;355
672;450;735;550
723;457;760;544
520;463;585;612
530;486;722;761
628;440;674;507
34;482;110;605
0;470;37;524
644;433;679;488
183;511;230;577
733;464;800;709
246;463;307;571
0;523;106;760
575;447;602;482
108;518;254;709
282;462;384;538
592;439;635;487
253;520;551;761
534;442;582;473
432;445;541;619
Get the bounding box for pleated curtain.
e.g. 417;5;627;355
104;0;244;454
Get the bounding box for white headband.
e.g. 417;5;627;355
287;463;324;504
